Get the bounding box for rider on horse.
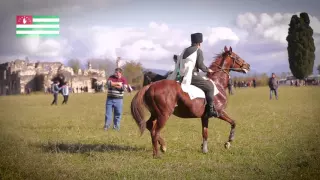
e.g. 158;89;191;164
171;33;219;118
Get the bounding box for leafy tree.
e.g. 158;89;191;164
67;59;81;74
286;12;316;79
87;58;111;70
122;61;144;89
87;58;117;77
280;72;287;79
317;64;320;75
259;73;269;86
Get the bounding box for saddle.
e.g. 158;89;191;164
177;76;219;100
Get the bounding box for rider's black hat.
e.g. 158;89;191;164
191;33;203;44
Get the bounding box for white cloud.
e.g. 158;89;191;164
12;22;239;69
206;27;240;45
3;13;320;73
236;12;320;44
17;36;71;58
149;22;169;32
20;36;40;54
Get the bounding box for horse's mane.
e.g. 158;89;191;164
209;51;225;69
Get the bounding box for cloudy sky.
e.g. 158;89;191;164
0;0;319;74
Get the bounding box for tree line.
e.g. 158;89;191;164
66;58;144;89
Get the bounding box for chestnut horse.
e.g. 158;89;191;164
131;46;250;158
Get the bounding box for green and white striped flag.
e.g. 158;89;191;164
16;15;60;37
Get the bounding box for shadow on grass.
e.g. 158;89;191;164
39;142;146;153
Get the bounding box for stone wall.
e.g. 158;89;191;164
0;59;106;95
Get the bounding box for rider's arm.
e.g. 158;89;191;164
196;49;209;73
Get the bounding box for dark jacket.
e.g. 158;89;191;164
269;77;278;89
51;83;61;94
228;79;233;86
182;45;209;73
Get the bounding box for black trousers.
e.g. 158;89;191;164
62;95;69;104
51;93;58;105
190;74;215;104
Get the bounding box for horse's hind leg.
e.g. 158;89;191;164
218;111;236;149
146;116;167;158
146;116;167;153
146;117;159;158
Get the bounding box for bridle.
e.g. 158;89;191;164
209;53;246;76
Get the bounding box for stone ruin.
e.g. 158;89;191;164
0;60;107;95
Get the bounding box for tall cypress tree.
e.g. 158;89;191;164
286;12;316;79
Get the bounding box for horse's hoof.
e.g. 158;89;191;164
153;154;161;159
160;145;167;153
201;144;208;153
202;148;208;154
224;142;231;149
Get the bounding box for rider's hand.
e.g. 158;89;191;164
208;69;213;73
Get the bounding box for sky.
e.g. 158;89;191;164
0;0;320;74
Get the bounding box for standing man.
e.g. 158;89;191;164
51;81;61;105
103;68;128;131
227;76;233;95
253;78;256;88
268;73;279;100
62;82;69;104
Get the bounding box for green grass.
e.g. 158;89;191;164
0;86;319;180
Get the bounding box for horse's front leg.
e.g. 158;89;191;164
201;116;209;153
218;111;236;149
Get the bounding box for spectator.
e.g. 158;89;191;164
268;73;279;100
62;82;69;105
227;76;233;95
51;81;61;105
253;78;256;88
103;68;128;131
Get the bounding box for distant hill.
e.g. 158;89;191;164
143;68;168;75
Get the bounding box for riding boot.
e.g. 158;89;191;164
206;102;219;118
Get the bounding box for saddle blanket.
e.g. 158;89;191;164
181;77;219;100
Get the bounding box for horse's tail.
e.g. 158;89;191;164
130;84;151;136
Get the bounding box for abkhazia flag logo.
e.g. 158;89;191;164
16;15;60;37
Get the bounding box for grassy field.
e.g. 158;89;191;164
0;86;320;180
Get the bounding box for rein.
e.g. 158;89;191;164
208;55;243;76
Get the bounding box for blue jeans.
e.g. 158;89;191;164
270;88;278;99
104;97;123;130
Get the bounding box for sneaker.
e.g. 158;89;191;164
103;125;109;131
113;126;120;131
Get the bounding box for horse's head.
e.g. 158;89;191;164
143;71;153;86
142;71;168;86
211;46;250;74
